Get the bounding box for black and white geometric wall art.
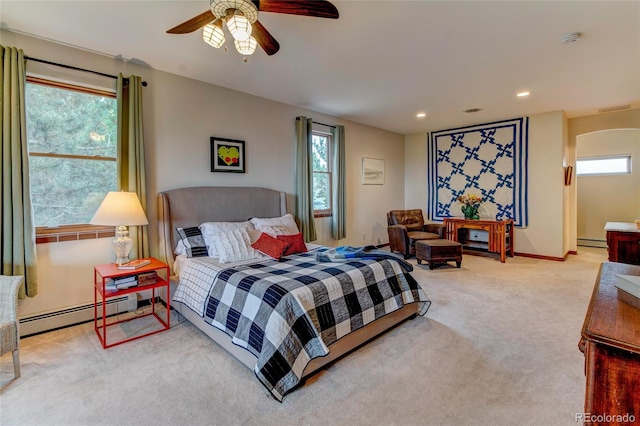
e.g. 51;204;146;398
427;117;529;227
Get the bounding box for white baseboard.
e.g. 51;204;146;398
19;295;137;337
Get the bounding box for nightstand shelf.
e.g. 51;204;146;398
94;257;170;349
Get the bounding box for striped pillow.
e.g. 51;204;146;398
176;227;208;258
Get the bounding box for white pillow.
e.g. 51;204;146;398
174;239;186;256
211;228;260;264
199;221;254;257
249;214;299;236
258;225;291;237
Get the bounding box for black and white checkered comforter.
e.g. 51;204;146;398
203;248;430;401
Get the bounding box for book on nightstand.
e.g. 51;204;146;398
615;274;640;310
106;274;138;289
105;281;118;292
137;271;158;286
117;259;151;270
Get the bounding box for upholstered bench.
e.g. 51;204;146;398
415;239;462;270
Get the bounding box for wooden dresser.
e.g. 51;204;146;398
579;262;640;425
605;222;640;265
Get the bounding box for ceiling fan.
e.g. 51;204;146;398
167;0;339;58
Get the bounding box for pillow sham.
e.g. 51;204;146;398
200;221;254;258
249;214;299;235
276;233;308;256
175;227;208;258
251;232;291;261
211;227;261;264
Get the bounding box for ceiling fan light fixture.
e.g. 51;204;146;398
202;20;225;48
227;10;252;41
234;36;257;55
211;0;258;23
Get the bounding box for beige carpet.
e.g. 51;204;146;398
0;247;607;426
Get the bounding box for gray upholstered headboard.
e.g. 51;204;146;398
158;186;287;268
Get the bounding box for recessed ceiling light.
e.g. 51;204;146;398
416;112;426;118
517;91;530;97
464;108;483;113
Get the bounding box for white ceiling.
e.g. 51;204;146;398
1;0;639;135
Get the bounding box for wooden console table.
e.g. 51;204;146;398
604;222;640;265
579;262;640;424
443;218;514;263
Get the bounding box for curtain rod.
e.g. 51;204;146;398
25;56;148;87
296;116;336;129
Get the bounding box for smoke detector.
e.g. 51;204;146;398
561;32;582;44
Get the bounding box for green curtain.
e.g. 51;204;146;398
295;116;317;242
331;125;346;240
0;45;37;298
116;74;149;259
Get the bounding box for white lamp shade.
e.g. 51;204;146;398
234;36;257;56
227;12;252;41
203;20;225;48
90;191;149;226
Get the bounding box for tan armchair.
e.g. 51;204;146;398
387;209;444;259
1;275;24;379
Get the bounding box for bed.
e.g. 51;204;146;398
157;186;430;401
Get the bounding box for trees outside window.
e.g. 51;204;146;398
311;133;332;214
26;78;117;228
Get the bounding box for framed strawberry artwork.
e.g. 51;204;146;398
210;137;246;173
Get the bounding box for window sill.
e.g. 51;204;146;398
36;225;115;244
314;212;333;219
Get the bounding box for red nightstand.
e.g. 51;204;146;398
94;257;170;348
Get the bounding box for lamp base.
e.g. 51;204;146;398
113;225;133;265
114;255;131;266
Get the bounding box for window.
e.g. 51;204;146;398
25;77;117;236
311;132;332;215
576;155;631;176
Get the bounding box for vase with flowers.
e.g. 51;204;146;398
457;193;483;219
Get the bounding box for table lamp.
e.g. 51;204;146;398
90;191;149;265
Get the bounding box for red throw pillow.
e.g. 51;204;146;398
251;232;291;260
277;233;308;256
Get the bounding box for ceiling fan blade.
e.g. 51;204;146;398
167;9;215;34
252;0;339;19
252;20;280;56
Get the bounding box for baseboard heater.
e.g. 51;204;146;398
577;238;607;249
20;295;137;337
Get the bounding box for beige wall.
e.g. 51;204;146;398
576;129;640;241
562;112;575;255
404;133;428;213
522;111;566;257
344;123;405;246
569;109;640;138
2;31;404;325
569;109;640;244
404;111;569;258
